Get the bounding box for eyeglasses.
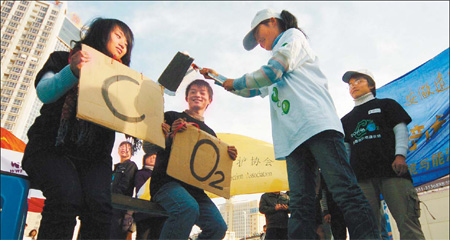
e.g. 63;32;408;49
348;78;366;88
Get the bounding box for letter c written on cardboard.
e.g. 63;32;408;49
102;75;146;122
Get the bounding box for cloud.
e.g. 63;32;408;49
66;1;449;164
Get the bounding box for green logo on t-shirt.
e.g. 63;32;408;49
351;119;379;139
272;87;290;115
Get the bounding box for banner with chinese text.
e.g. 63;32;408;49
377;48;449;187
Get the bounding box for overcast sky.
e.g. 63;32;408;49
66;1;449;173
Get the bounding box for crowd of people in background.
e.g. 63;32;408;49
21;6;425;240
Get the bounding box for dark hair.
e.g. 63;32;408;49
71;18;134;66
142;153;156;168
185;79;213;101
353;74;377;97
119;141;133;155
260;10;308;39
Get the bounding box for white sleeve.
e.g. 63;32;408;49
393;122;409;157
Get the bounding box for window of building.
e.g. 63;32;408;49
21;46;30;53
16;92;25;98
10;107;20;113
4;123;14;131
1;41;9;47
38;38;46;44
1;105;7;111
23;77;32;83
36;17;43;23
36;44;44;50
1;97;11;103
6;82;17;88
25;70;34;76
16;60;26;66
27;34;36;40
40;7;48;12
9;21;18;28
1;12;8;18
49;16;56;21
7;1;15;7
30;28;39;34
11;15;21;22
6;28;15;34
41;32;49;37
23;40;33;46
12;67;23;73
2;34;12;40
18;5;27;11
19;85;28;91
7;115;17;121
15;11;24;17
29;63;37;69
32;22;41;28
9;74;19;80
38;12;45;17
33;50;41;56
2;7;11;13
13;99;23;106
0;48;6;54
20;1;29;5
2;89;13;96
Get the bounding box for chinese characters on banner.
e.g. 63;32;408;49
377;48;449;186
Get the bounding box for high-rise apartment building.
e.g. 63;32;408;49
1;1;75;141
219;198;266;239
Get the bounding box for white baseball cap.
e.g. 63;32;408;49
342;69;375;83
243;9;282;51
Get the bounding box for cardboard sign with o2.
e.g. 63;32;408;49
167;124;233;199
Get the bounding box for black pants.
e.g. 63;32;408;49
134;215;165;240
265;227;288;240
23;150;112;239
328;198;347;240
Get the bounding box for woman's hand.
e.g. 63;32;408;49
227;146;238;160
70;50;91;78
171;118;187;133
199;68;218;79
162;122;171;137
223;79;235;91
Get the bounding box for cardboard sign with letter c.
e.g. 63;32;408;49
77;44;165;149
167;125;233;199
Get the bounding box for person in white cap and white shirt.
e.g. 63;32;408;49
341;69;425;239
201;8;380;240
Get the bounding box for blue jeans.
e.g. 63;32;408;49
286;130;380;239
152;181;227;240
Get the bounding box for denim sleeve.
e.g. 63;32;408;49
36;65;78;104
230;89;262;98
233;52;289;90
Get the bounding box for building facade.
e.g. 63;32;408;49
0;0;78;141
219;199;266;239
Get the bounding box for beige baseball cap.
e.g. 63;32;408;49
243;9;282;51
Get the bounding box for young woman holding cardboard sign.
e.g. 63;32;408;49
200;9;380;240
22;18;134;239
150;79;237;240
